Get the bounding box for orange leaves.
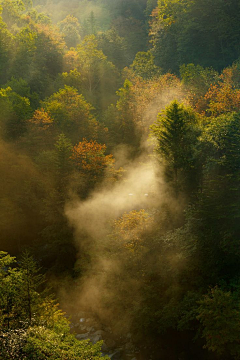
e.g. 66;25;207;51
200;64;240;116
29;109;53;129
63;50;79;72
71;139;113;178
113;209;153;251
204;83;240;116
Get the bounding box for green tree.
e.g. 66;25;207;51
180;63;219;111
151;0;240;73
0;86;32;139
0;251;109;359
76;35;119;109
0;9;13;84
130;50;161;79
42;85;99;143
19;250;45;325
197;287;240;358
59;15;81;48
151;100;201;194
114;79;139;149
97;28;128;69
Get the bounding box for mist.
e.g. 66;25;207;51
62;83;187;337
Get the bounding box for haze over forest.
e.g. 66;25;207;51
1;0;240;359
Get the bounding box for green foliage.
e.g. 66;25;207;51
0;86;32;139
24;327;108;360
180;64;219;109
11;24;64;98
42;85;99;143
197;287;240;358
151;100;201;194
0;251;108;359
59;15;81;48
75;34;119;110
130;51;161;79
2;1;240;359
151;0;240;72
97;28;128;69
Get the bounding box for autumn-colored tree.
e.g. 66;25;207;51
180;63;219;113
42;86;100;143
71;138;113;180
113;209;153;251
203;63;240;116
104;72;183;151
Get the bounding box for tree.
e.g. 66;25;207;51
54;133;73;194
0;9;13;84
150;0;240;73
42;85;100;143
130;51;161;79
97;28;128;69
76;35;119;109
151;100;201;194
11;23;65;99
197;287;240;358
19;250;46;325
59;15;81;48
71;138;114;194
180;63;219;113
115;79;139;149
196;112;240;274
0;250;45;329
203;63;240;116
0;86;32;139
0;251;109;359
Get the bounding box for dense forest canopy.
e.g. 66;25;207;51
1;0;240;359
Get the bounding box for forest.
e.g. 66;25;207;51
1;0;240;359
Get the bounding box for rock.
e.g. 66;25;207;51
94;330;106;337
76;333;89;340
91;335;101;344
79;325;87;331
79;318;85;323
109;349;123;360
86;326;94;333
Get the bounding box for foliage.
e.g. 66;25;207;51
130;51;161;79
197;287;240;358
151;100;201;194
0;251;108;359
58;15;81;48
42;85;99;143
113;209;154;250
150;0;240;73
2;1;240;359
71;138;115;194
0;86;32;139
